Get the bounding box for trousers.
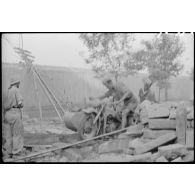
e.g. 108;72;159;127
3;109;24;155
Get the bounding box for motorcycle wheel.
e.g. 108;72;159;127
78;113;100;140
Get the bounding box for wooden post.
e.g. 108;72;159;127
32;71;43;130
176;105;187;145
33;68;65;115
34;70;63;121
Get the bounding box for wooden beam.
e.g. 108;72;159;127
32;71;43;130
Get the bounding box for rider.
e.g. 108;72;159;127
90;76;138;129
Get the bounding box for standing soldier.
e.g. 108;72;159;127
3;76;24;159
90;77;138;128
139;78;156;103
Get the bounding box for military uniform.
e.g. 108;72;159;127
103;81;138;128
3;78;24;157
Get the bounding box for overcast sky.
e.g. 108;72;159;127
2;33;194;75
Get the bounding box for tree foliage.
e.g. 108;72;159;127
80;33;143;82
130;33;184;101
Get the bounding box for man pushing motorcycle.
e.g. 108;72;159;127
89;76;138;129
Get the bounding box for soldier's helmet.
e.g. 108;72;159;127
10;76;21;86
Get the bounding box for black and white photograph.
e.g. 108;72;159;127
1;33;194;163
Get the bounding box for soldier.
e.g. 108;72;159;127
3;76;24;159
139;78;156;103
90;77;138;128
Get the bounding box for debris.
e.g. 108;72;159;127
128;152;152;162
158;144;188;160
148;107;170;119
129;138;145;150
62;148;83;161
182;151;194;162
186;130;194;149
176;105;187;144
149;119;176;130
171;157;182;162
155;156;168;162
151;152;161;162
58;156;69;162
134;132;177;155
98;138;129;154
99;153;129;162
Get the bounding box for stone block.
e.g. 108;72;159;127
151;152;161;162
98;138;129;154
129;138;145;150
143;129;175;140
98;152;152;162
171;157;182;162
99;153;129;162
186;130;194;149
58;156;69;162
149;119;176;130
182;151;194;162
62;148;83;161
134;132;177;155
148;107;170;119
158;144;188;160
128;152;152;162
155;156;168;162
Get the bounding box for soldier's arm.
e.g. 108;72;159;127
116;91;133;104
90;90;112;101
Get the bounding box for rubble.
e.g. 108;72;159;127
98;138;129;154
158;144;188;160
171;157;182;162
155;156;168;162
134;132;177;155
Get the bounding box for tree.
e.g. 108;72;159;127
189;67;194;81
130;34;184;102
80;33;143;83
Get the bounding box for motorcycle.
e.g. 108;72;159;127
63;98;138;140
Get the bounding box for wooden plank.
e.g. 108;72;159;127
176;105;187;144
134;132;177;155
149;119;176;130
